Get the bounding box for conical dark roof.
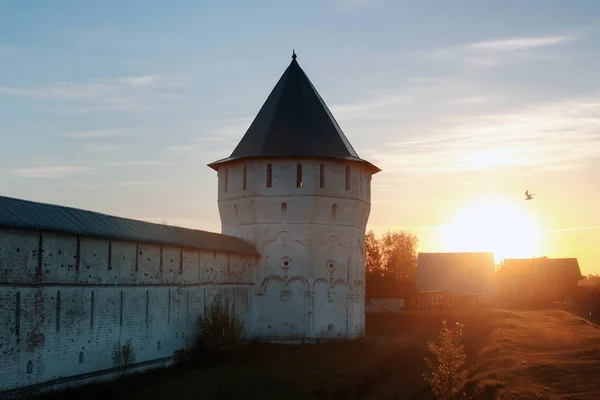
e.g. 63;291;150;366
208;52;380;172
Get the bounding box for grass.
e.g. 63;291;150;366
34;309;600;400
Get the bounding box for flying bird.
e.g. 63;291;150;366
525;190;535;200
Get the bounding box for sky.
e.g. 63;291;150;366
1;0;600;273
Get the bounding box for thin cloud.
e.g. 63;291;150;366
166;144;196;153
367;97;600;175
331;94;412;120
58;128;132;139
165;118;252;155
444;96;490;106
468;36;575;52
105;160;171;167
117;75;160;87
330;0;381;8
0;74;190;112
11;166;91;178
76;183;103;190
116;180;160;187
544;226;600;233
192;117;253;143
81;144;124;153
424;34;577;67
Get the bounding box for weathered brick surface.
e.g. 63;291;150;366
0;227;255;392
217;159;370;340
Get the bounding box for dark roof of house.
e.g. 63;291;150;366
0;195;258;256
417;252;496;295
499;256;583;281
208;52;380;173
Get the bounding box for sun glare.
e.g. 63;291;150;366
440;199;541;262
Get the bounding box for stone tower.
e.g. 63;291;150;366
208;52;380;341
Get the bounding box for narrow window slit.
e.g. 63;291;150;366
319;164;325;189
266;164;272;188
159;245;163;273
168;289;171;323
179;248;183;274
56;291;61;332
345;166;351;190
145;290;149;325
119;291;124;326
296;164;302;188
90;291;95;329
15;292;21;338
76;235;81;272
108;241;112;270
242;165;247;190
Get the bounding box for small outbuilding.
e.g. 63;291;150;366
417;252;496;309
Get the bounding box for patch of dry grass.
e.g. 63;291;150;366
35;309;600;400
465;310;600;400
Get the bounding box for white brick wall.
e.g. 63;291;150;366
217;158;372;341
0;227;255;393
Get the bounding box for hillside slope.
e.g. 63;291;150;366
464;309;600;400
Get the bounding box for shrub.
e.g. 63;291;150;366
423;320;468;400
173;348;193;363
196;297;243;356
112;338;136;374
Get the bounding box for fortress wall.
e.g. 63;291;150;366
0;227;255;394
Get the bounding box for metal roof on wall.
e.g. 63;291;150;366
0;195;258;256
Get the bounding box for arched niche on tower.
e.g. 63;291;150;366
313;236;349;281
261;231;310;278
350;238;366;287
254;277;307;339
312;280;348;338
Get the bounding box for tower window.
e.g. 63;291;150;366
296;164;302;188
332;204;337;224
234;204;239;220
266;164;272;188
319;164;325;189
345;166;351;190
242;165;247;190
281;202;287;219
224;169;228;193
359;170;362;194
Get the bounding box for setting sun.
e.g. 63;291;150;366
440;199;541;262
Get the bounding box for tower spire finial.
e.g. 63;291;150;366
292;49;297;60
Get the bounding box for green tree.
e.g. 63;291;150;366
365;229;418;299
365;230;382;274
